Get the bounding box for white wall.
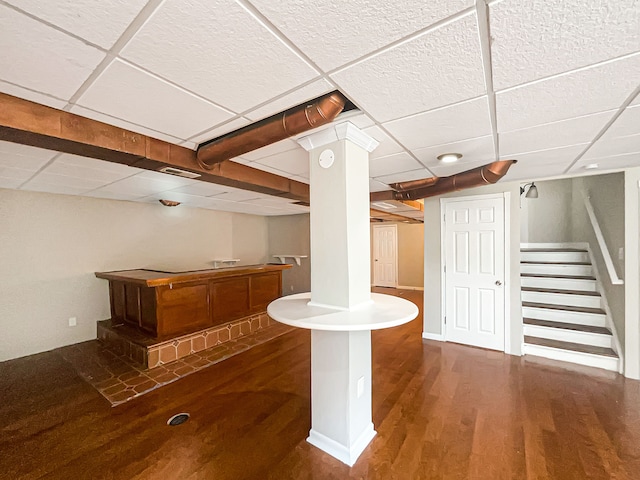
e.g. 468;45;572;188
0;188;268;361
525;179;574;243
423;181;522;355
267;214;311;294
624;168;640;379
370;222;424;288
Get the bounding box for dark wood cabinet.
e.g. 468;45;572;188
96;264;291;338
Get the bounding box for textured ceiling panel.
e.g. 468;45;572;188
0;141;57;170
583;133;640;161
5;0;149;49
253;148;309;176
0;80;67;110
76;59;234;140
490;0;640;90
374;168;432;184
241;139;299;162
245;79;334;121
331;13;485;122
571;152;640;172
0;5;105;100
362;126;404;159
413;135;495;169
188;118;251;145
428;158;489;177
384;97;492;150
500;144;587;181
43;154;141;183
369;152;423;177
600;105;640;140
499;111;615;156
250;0;472;71
120;0;318;112
496;54;640;132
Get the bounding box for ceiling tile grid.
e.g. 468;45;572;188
331;13;486;122
0;4;105;100
119;0;319;113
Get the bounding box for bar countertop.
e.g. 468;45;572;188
95;263;292;287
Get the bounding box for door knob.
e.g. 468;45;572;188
495;280;502;286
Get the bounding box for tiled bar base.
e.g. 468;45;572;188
97;312;274;370
60;318;294;406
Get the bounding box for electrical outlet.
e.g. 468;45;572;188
68;317;77;327
619;247;624;260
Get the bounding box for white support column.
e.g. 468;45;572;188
268;122;417;467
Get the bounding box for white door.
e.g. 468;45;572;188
373;225;398;287
444;196;505;351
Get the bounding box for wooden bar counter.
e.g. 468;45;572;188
96;264;291;339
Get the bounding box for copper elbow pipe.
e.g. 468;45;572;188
389;176;439;192
370;160;517;202
196;91;347;169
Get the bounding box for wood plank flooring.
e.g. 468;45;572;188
1;289;640;479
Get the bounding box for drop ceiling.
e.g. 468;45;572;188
0;0;639;219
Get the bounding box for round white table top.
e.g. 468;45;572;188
267;292;419;331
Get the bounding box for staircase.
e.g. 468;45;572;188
520;244;621;372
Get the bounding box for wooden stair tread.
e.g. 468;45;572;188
521;273;596;280
524;318;611;335
520;248;588;252
521;286;600;296
522;301;605;315
524;336;617;358
521;261;591;265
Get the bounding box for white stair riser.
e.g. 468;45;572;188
522;291;602;309
522;306;606;327
521;276;597;292
523;344;619;372
520;264;593;276
521;251;589;263
523;325;613;348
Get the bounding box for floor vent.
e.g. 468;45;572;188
167;413;190;426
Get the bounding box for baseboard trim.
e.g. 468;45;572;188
307;424;376;467
422;332;444;341
397;285;424;291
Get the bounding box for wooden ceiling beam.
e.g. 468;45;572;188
0;93;309;202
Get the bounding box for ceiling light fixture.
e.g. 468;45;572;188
437;153;462;164
520;182;538;198
159;199;181;207
585;163;599;170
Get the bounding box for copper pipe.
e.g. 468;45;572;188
389;176;439;192
197;91;347;169
370;160;517;202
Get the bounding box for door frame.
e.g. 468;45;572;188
372;224;398;288
439;192;512;354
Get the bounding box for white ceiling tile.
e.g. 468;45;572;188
362;126;404;159
189;118;251;145
84;190;142;202
0;141;57;170
245;80;334;121
496;54;640;132
601;105;640;140
632;94;640;106
583;133;640;160
76;59;233;140
370;179;392;192
384;97;492;150
375;168;432;184
254;148;309;176
0;165;34;181
331;13;486;122
414;135;495;169
571;152;640;172
251;0;472;71
500;144;586;181
0;5;105;100
26;171;107;190
0;177;25;189
342;113;376;130
20;181;88;195
135;170;197;187
168;182;230;197
141;191;229;209
5;0;148;49
44;154;140;183
244;162;290;177
370;152;423;177
120;0;318;112
241;139;299;162
499;111;615;156
228;157;254;166
490;0;640;90
0;80;67;110
69;105;184;145
211;188;263;202
291;175;310;185
97;173;191;197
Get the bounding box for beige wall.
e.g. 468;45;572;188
0;188;268;362
524;178;574;243
423;181;523;355
570;173;625;346
624;168;640;379
370;223;424;288
267;214;311;294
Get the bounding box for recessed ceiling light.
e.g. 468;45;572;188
437;153;462;163
585;163;599;170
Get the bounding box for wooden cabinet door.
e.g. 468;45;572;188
211;277;250;325
156;283;210;337
250;272;281;312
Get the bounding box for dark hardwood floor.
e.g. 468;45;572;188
1;289;640;479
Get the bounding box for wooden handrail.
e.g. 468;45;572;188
583;194;624;285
